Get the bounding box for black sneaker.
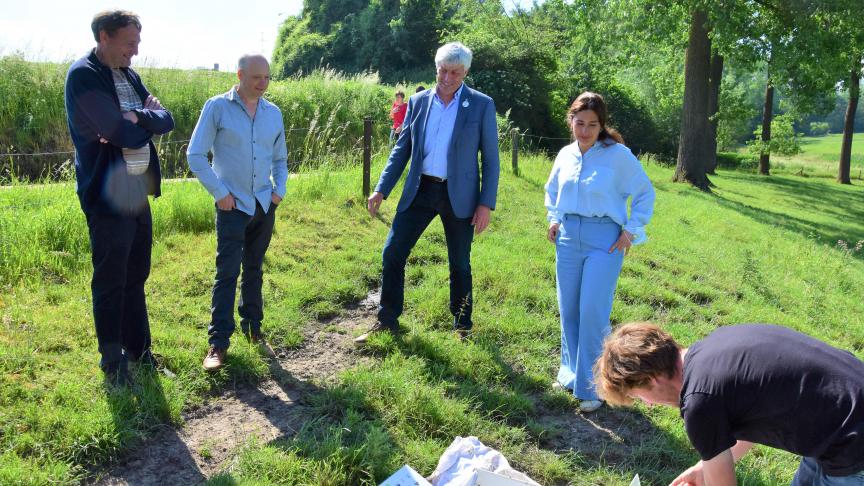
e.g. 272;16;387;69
132;350;176;378
103;365;131;389
245;329;276;358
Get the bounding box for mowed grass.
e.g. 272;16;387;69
1;154;863;485
772;133;864;177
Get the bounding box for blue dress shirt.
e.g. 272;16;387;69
421;84;464;179
187;87;288;216
545;141;655;243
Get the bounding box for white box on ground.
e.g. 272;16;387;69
475;469;537;486
630;474;641;486
379;465;432;486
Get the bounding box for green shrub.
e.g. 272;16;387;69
747;114;802;157
809;121;830;136
716;152;758;170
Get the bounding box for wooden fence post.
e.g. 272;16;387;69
510;128;519;176
363;117;372;197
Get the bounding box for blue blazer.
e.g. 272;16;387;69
374;85;500;219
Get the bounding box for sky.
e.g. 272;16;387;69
0;0;539;71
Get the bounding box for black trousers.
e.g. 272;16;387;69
86;205;152;372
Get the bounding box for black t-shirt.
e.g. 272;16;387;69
680;324;864;475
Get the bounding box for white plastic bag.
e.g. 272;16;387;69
427;436;539;486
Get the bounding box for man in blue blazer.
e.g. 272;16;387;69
358;42;500;344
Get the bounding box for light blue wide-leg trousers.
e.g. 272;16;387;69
555;214;625;400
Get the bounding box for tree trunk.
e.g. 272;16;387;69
673;8;713;191
838;62;860;185
758;81;774;176
705;51;724;175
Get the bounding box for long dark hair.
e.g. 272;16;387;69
567;92;624;146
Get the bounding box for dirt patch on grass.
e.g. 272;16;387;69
94;290;380;485
275;289;378;382
534;399;660;466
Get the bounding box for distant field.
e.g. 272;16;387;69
773;133;864;177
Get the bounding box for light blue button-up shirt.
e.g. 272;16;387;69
545;141;655;244
421;84;464;179
187;87;288;216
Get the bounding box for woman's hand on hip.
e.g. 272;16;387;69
547;222;560;243
609;230;634;255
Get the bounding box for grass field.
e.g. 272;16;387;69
1;153;863;485
772;133;864;178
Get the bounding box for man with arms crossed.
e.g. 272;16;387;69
358;42;499;343
595;322;864;485
65;10;174;385
187;54;288;370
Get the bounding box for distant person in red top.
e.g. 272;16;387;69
389;90;407;142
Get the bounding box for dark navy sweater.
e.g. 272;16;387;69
64;50;174;215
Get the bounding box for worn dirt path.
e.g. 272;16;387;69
93;290;653;485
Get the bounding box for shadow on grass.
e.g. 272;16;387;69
98;367;205;485
709;176;864;259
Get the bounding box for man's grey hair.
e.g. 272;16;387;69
238;54;269;71
435;42;472;71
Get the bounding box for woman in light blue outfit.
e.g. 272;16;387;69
544;92;655;412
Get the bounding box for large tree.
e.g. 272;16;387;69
673;7;714;189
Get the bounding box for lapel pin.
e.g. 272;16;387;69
462;100;469;108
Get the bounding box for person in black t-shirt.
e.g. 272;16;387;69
594;322;864;486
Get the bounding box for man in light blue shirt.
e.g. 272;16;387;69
187;54;288;371
360;42;500;344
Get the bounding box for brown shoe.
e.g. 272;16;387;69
202;346;227;371
354;322;393;345
244;329;277;358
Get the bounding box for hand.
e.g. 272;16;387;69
144;95;163;110
122;111;139;124
547;222;560;243
472;205;491;234
216;193;236;211
271;192;282;206
395;126;402;134
98;135;108;144
367;192;384;217
609;230;634;255
669;461;705;486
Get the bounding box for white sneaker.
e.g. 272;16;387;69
551;381;570;392
579;399;604;413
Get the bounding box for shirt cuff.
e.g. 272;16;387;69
623;225;647;245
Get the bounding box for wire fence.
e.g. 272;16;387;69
1;118;557;187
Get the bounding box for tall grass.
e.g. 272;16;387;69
0;181;213;286
0;57;399;180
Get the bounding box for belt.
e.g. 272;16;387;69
421;174;447;183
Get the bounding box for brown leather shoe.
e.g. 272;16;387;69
202;346;227;371
354;322;393;345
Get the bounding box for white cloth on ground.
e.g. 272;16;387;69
427;436;540;486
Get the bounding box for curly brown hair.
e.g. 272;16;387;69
594;322;681;406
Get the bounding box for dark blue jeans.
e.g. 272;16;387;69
791;457;864;486
86;205;152;372
208;201;276;350
378;179;475;330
